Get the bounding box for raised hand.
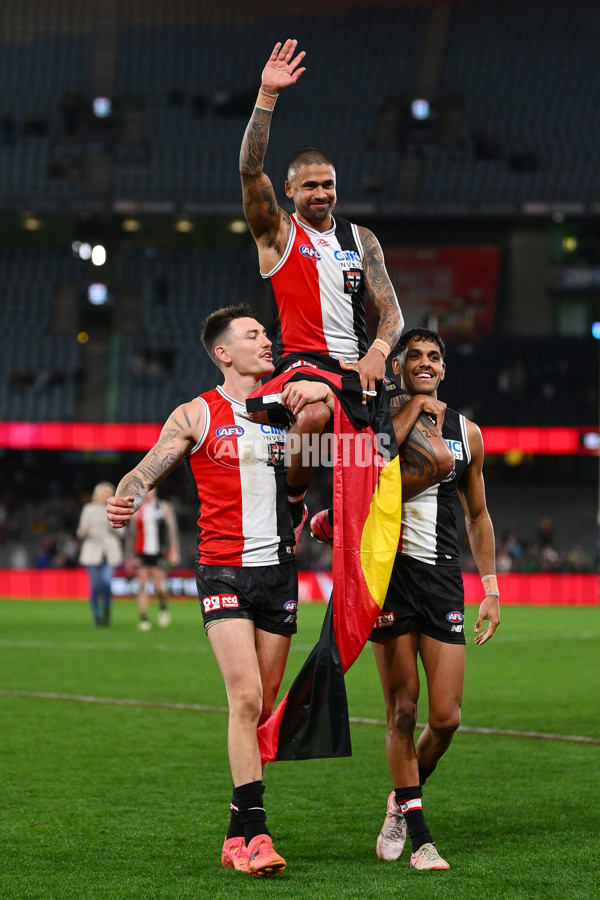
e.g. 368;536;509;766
261;39;306;95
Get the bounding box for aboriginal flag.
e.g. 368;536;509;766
247;359;402;762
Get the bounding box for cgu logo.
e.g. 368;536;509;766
299;243;321;260
216;425;244;438
445;439;463;460
446;611;464;624
334;249;361;265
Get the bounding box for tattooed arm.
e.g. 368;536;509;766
106;400;204;528
340;226;403;398
239;39;305;272
388;391;454;500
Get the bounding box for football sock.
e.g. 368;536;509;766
226;788;244;839
418;762;437;786
394;785;433;853
286;481;309;528
158;598;168;611
233;780;270;844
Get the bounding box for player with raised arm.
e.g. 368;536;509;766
240;39;404;531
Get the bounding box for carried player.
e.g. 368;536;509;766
240;39;404;530
106;305;333;877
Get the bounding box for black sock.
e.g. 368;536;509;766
159;598;168;611
394;785;432;853
232;780;269;844
226;787;244;839
419;762;437;786
286;481;309;527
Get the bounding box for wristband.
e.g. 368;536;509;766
481;574;499;597
371;338;391;360
256;88;278;111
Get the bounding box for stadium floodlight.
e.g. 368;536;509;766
78;242;92;261
87;283;108;305
92;97;112;118
91;244;107;266
410;98;431;120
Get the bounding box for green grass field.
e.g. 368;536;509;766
1;598;599;899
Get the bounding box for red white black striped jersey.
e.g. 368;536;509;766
264;214;369;365
134;498;166;556
399;408;471;566
187;386;295;566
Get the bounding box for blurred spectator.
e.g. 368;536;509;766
77;482;125;626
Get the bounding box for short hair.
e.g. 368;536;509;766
201;304;259;363
92;481;116;502
287;147;335;182
394;328;446;367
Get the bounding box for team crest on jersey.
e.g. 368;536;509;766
344;269;362;292
267;441;286;467
299;243;321;261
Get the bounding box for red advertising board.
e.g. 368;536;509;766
0;569;597;606
383;246;502;337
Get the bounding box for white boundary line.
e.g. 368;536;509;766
1;689;599;746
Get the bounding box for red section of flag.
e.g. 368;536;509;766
250;366;399;761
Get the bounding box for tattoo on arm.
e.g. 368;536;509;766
401;415;443;480
387;392;410;416
358;226;403;347
240;110;282;239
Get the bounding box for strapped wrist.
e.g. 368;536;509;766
371;338;391;360
481;573;499;597
256;88;278;111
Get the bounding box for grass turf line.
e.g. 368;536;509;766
1;599;599;898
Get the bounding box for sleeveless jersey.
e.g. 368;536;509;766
188;386;294;567
264;214;369;365
135;498;165;556
399;408;471;566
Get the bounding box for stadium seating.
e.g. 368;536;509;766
420;0;600;206
0;247;82;422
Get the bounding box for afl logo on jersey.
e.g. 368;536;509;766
299;243;321;261
446;611;464;624
216;425;244;438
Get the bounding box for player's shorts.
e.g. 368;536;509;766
137;553;162;568
195;559;298;636
369;555;466;645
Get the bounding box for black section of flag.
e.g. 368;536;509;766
275;600;352;761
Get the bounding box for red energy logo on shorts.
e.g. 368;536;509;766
202;594;240;613
373;612;396;629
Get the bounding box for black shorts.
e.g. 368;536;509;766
137;553;162;567
195;560;298;636
369;555;466;645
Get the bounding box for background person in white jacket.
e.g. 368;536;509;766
77;481;124;626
